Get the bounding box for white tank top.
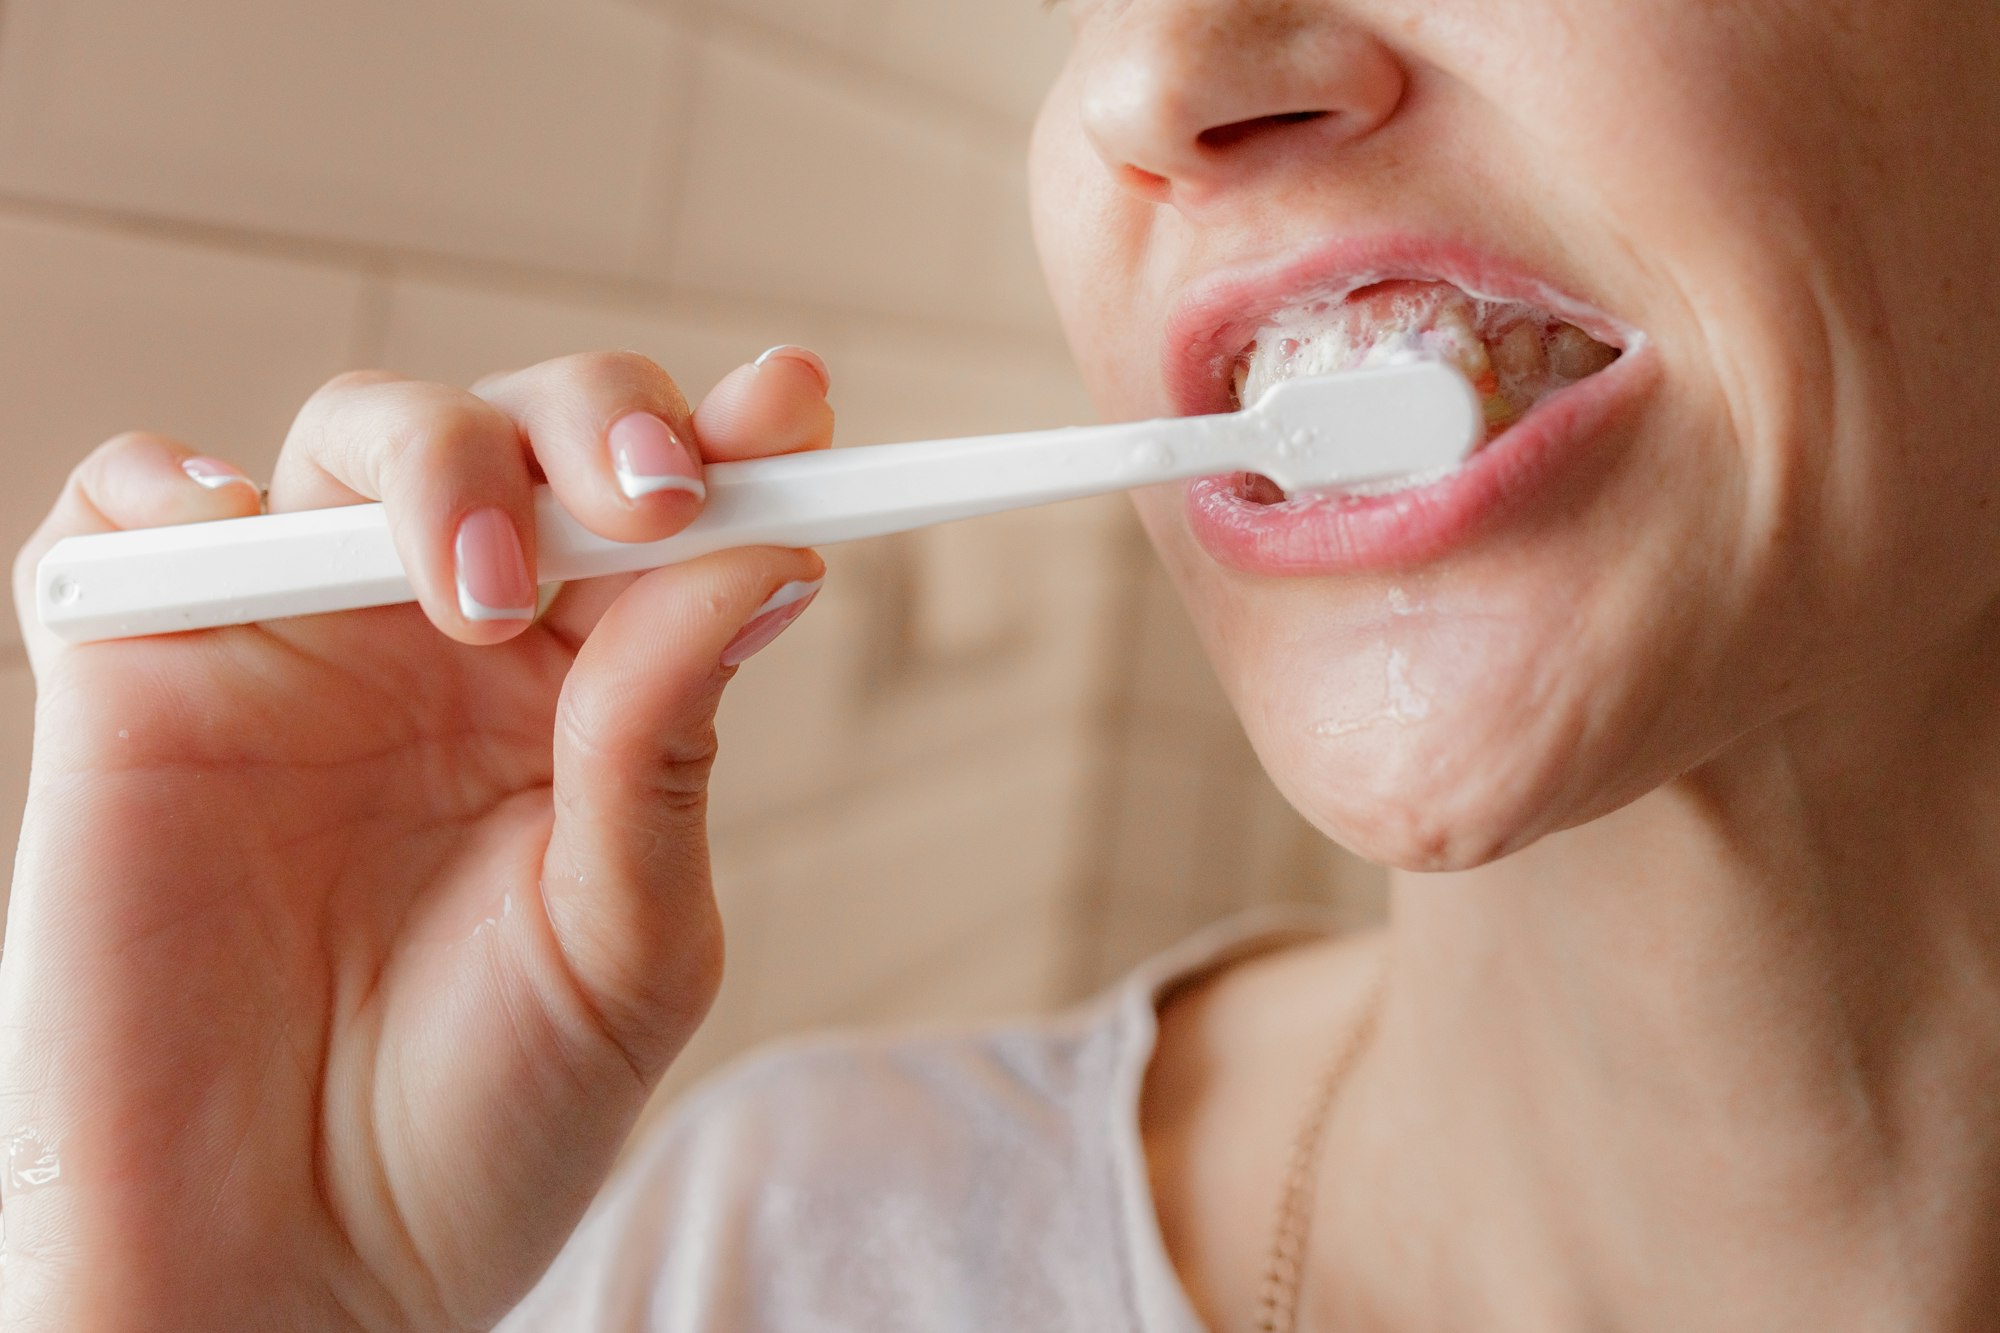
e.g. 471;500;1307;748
500;910;1331;1332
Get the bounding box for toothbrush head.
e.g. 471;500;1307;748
1241;361;1484;496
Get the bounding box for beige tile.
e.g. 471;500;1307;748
663;38;988;323
0;0;688;274
641;876;1080;1128
697;0;869;50
0;215;365;637
375;278;784;405
1076;721;1277;981
1239;781;1392;930
642;856;1076;1126
906;517;1026;664
836;895;1074;1029
970;161;1067;336
705;545;874;831
833;324;1092;445
785;500;1120;826
1125;549;1244;724
851;0;1073;124
706;500;1116;836
900;495;1124;676
720;721;1090;1036
708;330;1111;834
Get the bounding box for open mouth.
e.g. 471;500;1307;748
1225;279;1623;503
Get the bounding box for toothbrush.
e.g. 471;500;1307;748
36;361;1481;644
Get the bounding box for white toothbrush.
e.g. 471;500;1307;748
35;361;1481;644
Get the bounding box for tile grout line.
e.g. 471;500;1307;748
618;0;1042;155
828;895;1065;1028
1054;516;1159;998
0;190;1068;351
345;257;397;369
627;5;710;285
708;702;1093;845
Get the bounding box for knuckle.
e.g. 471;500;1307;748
574;348;665;382
77;431;175;486
290;369;405;455
406;390;512;453
88;430;165;461
315;367;402;400
652;724;722;809
468;366;521;396
364;386;516;492
71;431;166;505
556;697;721;813
564;349;685;405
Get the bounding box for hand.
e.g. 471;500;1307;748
0;347;836;1331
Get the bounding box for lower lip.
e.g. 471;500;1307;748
1183;347;1658;575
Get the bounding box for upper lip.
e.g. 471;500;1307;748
1161;234;1642;417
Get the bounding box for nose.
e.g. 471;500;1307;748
1077;0;1407;211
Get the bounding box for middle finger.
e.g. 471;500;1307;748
474;350;706;547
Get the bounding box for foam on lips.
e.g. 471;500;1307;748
1230;279;1621;500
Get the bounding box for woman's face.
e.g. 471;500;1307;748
1029;0;2000;869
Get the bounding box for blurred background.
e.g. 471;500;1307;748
0;0;1385;1113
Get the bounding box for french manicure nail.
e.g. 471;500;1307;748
610;412;705;502
753;345;832;395
454;507;536;623
181;456;257;492
721;578;823;667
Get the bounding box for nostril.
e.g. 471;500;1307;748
1197;110;1330;152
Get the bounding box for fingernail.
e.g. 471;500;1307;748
721;578;822;668
753;345;832;395
454;507;536;623
181;456;257;493
609;412;705;502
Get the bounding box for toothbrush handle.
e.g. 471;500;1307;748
34;413;1238;644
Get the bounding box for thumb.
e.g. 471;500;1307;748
540;546;825;1079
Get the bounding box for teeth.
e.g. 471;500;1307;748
1231;282;1620;455
1492;322;1547;380
1547;324;1620;380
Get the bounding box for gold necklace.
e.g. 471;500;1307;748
1253;966;1387;1333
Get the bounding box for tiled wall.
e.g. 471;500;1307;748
0;0;1383;1117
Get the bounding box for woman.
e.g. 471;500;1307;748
6;0;1998;1328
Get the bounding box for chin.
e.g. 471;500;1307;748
1256;699;1574;874
1185;575;1616;873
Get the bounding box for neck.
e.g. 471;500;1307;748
1322;613;2000;1330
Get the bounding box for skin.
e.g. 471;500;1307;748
6;2;1999;1332
1;351;833;1330
1029;0;2000;1329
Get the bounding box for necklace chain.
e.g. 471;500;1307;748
1253;965;1386;1333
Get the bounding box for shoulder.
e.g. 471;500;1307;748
502;1013;1148;1333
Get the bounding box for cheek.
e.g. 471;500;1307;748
1028;71;1163;421
1138;476;1721;873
